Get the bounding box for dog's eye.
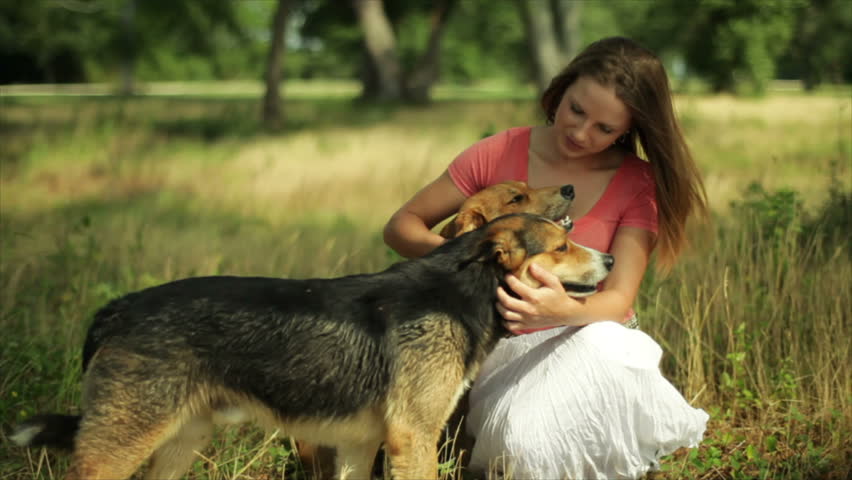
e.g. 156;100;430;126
508;194;525;204
556;244;568;252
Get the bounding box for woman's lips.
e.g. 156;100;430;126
564;136;584;151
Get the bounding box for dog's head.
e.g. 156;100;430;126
440;181;575;238
478;213;612;297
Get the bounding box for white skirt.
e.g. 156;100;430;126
467;321;709;480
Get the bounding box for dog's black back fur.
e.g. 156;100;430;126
82;225;507;419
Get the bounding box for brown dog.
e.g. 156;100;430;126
439;181;575;238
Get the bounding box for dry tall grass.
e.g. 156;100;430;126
1;85;849;479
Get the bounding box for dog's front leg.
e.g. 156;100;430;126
385;425;439;480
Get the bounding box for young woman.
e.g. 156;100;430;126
384;37;709;479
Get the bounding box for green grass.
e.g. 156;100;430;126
1;82;850;479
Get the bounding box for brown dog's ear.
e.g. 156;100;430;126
489;229;526;271
439;218;457;238
442;209;487;238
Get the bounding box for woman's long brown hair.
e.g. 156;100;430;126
541;37;708;273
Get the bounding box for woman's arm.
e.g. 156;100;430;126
383;171;468;258
497;226;655;332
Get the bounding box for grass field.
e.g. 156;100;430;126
1;81;850;479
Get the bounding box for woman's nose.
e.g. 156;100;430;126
573;122;590;143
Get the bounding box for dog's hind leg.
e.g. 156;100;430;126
67;416;178;480
145;414;214;480
335;440;382;480
69;348;196;479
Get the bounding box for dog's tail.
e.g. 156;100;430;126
10;414;80;450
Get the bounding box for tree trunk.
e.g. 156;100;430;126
262;0;289;130
552;0;582;61
119;0;136;96
352;0;401;100
402;0;457;103
516;0;581;93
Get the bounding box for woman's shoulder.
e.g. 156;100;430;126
505;126;533;137
493;126;533;138
602;152;656;207
449;126;533;195
619;153;655;188
455;126;532;160
478;126;532;148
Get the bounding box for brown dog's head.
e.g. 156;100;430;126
440;181;575;238
481;214;612;297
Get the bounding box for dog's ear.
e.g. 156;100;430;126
489;229;526;271
443;209;487;238
439;217;457;238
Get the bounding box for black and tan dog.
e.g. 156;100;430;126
299;180;578;475
12;213;613;480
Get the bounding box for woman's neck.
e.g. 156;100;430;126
532;125;622;172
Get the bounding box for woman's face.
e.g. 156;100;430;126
552;75;632;160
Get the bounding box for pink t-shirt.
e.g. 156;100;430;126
447;126;658;324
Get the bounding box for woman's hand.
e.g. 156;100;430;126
496;263;584;333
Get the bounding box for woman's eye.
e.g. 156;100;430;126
570;103;583;114
556;244;568;252
508;194;525;204
600;125;614;134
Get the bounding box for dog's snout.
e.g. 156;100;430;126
603;254;615;271
560;185;575;200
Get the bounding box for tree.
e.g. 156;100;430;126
639;0;804;94
351;0;401;100
117;0;244;93
0;1;104;83
779;0;852;89
119;0;137;95
0;1;245;88
263;0;290;130
295;0;529;92
351;0;457;102
516;0;582;92
400;0;456;103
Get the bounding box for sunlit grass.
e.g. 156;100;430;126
1;83;850;479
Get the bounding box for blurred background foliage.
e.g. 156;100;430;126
2;0;850;96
